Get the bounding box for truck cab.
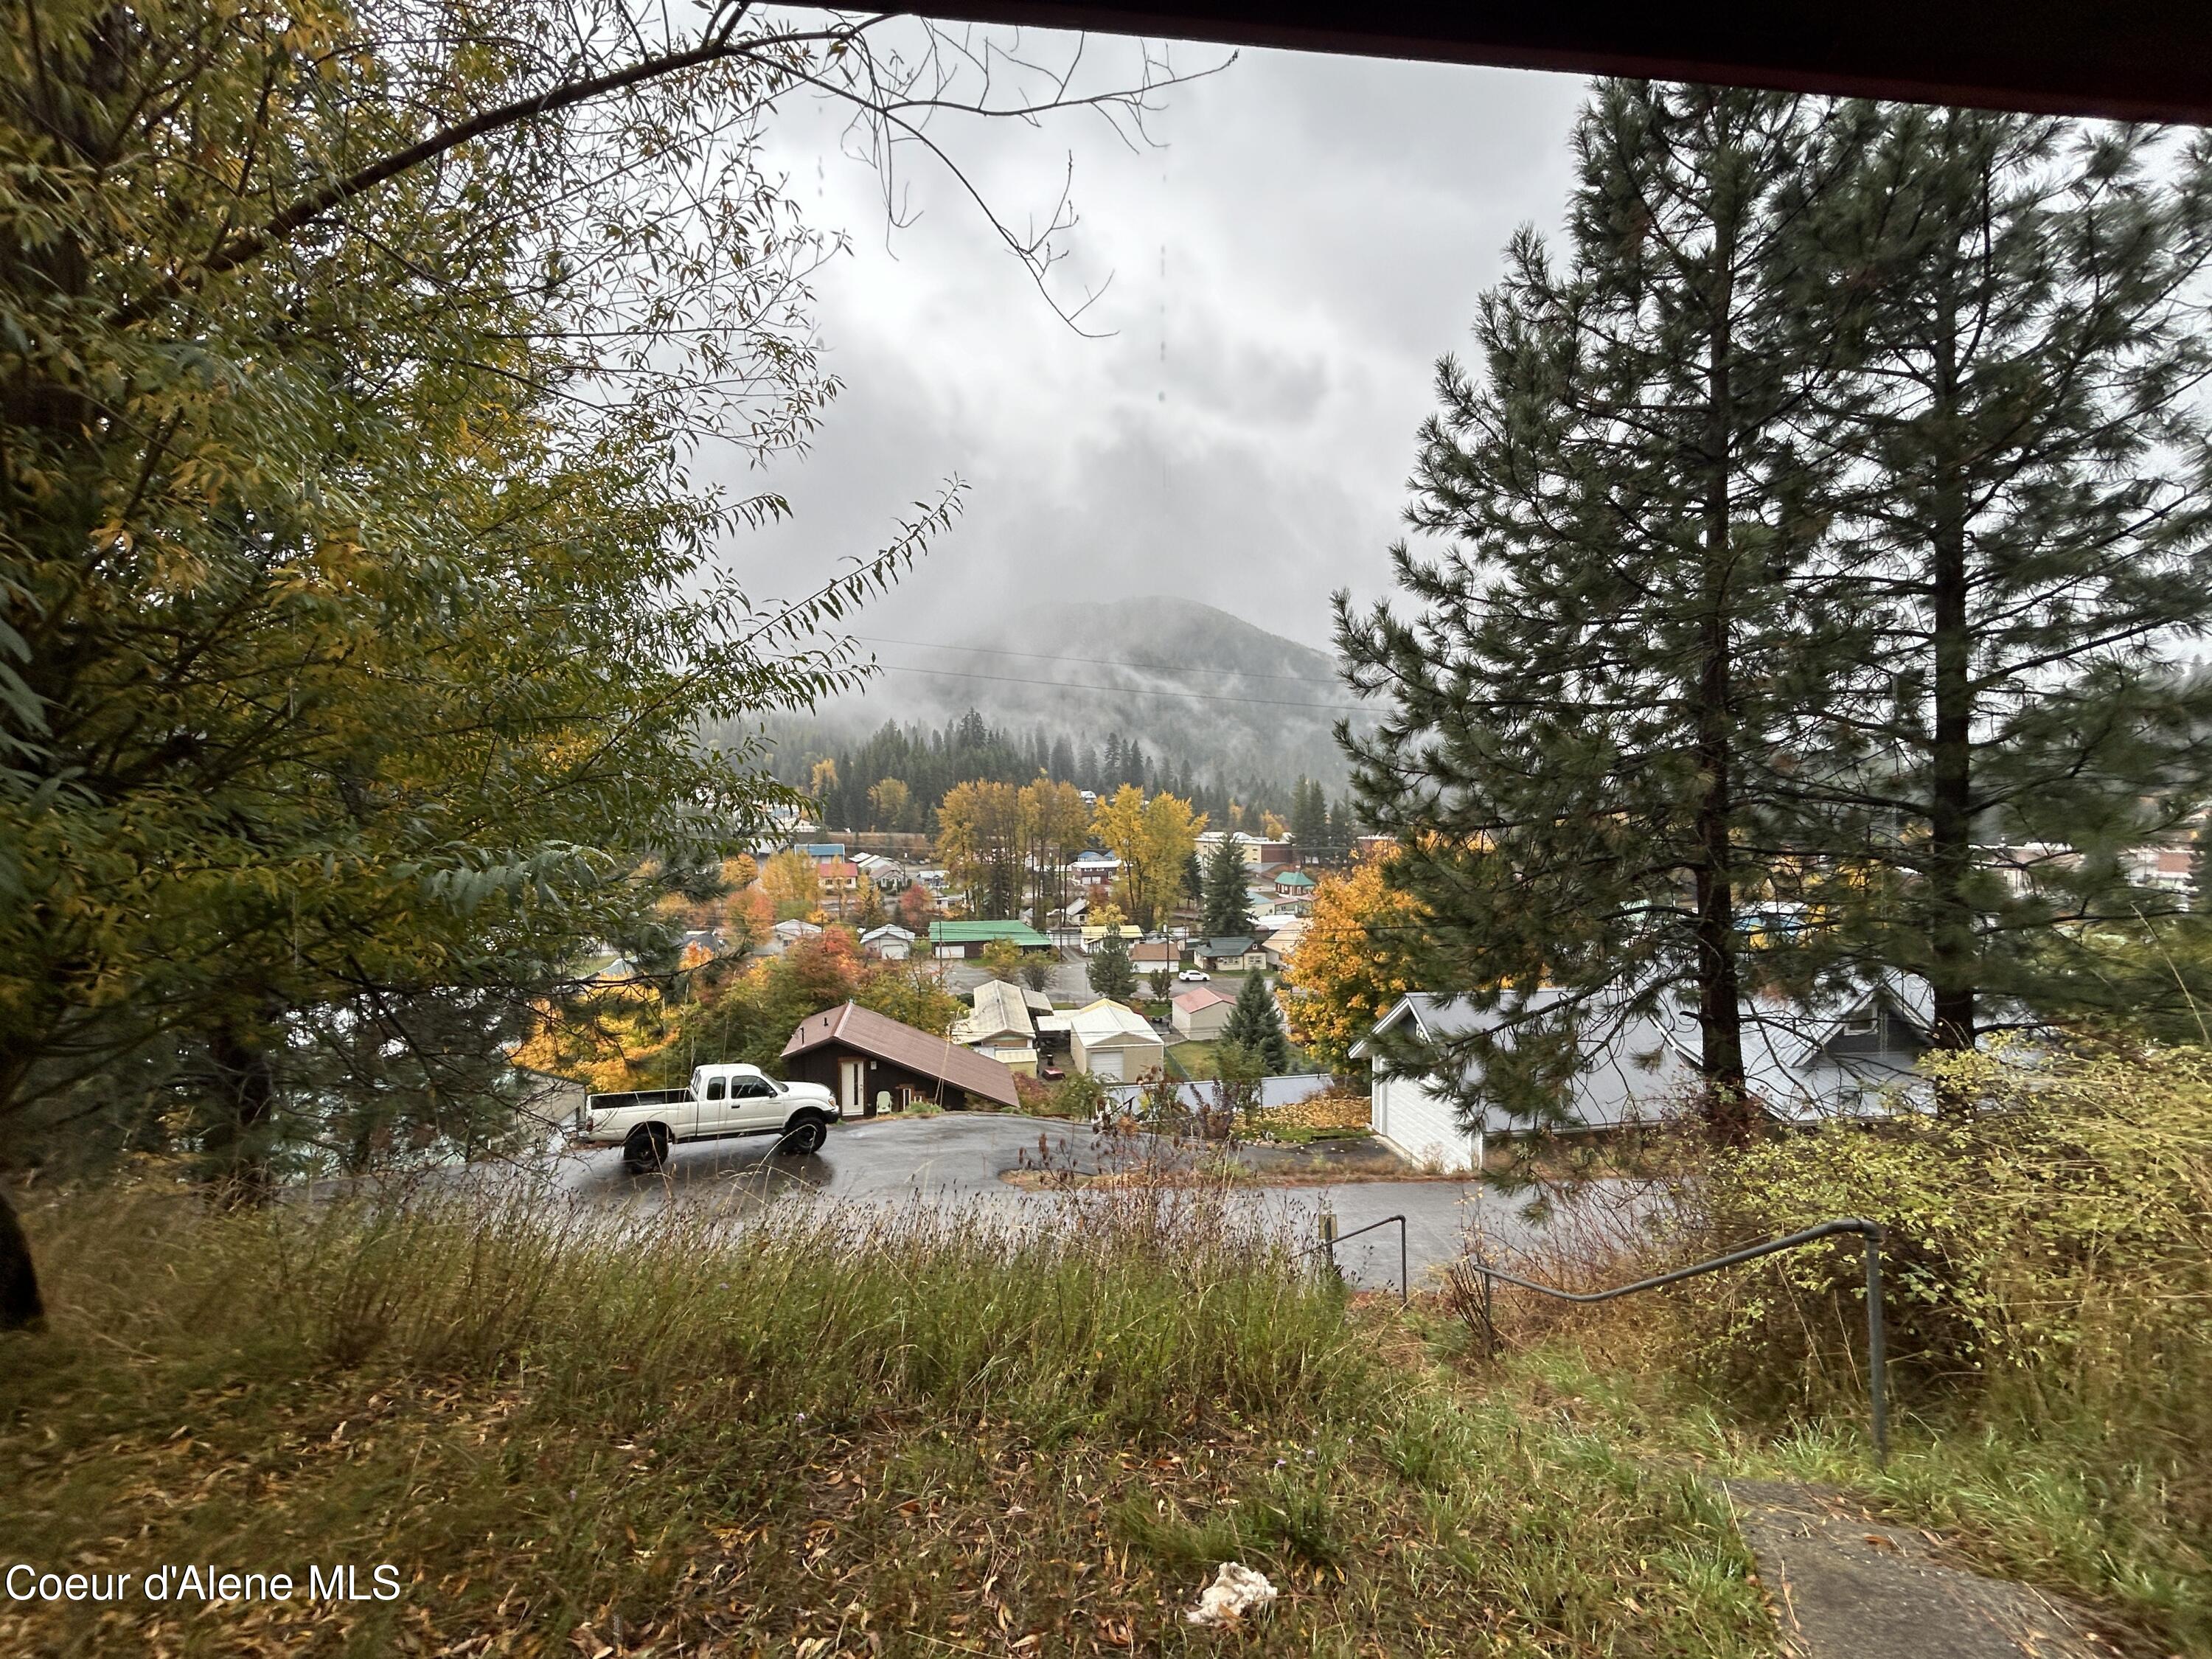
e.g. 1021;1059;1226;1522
571;1062;839;1173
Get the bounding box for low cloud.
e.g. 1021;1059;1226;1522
715;32;1586;653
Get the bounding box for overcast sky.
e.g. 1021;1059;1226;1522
720;29;1589;654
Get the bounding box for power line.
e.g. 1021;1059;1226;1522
871;661;1369;714
852;633;1347;689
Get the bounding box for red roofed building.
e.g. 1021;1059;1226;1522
817;858;866;917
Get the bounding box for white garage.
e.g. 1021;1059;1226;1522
1367;1064;1484;1175
1355;983;1931;1168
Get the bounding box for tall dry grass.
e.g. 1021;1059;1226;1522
16;1176;1357;1438
0;1176;1778;1658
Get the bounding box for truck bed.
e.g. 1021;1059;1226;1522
582;1086;691;1113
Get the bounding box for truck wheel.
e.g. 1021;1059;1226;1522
775;1116;827;1157
622;1124;669;1175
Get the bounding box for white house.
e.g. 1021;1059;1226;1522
1170;985;1234;1040
859;923;916;961
1259;918;1307;969
1352;981;1937;1173
1066;998;1166;1081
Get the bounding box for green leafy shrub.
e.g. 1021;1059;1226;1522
1683;1043;2211;1404
1663;1041;2212;1641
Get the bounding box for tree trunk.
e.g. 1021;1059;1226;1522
1695;218;1755;1144
1926;321;1978;1075
1694;618;1753;1141
0;1183;44;1331
204;1012;280;1206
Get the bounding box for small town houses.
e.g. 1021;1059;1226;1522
575;820;1354;1120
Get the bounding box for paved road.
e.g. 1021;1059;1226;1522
539;1113;1633;1292
936;959;1253;1006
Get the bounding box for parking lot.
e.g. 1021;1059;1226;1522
539;1110;1621;1293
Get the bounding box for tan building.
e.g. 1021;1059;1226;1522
1066;998;1166;1082
1170;986;1234;1040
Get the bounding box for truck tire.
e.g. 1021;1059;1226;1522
622;1124;669;1175
774;1115;828;1157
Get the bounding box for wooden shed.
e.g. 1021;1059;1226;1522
780;1001;1022;1116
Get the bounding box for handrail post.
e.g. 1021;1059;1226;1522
1301;1213;1408;1304
1461;1217;1891;1467
1863;1226;1888;1469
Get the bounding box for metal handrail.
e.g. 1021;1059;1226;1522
1302;1213;1410;1307
1464;1217;1889;1465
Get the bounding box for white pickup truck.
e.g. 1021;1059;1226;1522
571;1063;840;1174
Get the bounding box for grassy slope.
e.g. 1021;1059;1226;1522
1484;1341;2212;1653
0;1188;1769;1659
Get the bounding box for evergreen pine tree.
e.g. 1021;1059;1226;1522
1290;777;1329;861
1339;83;1846;1141
1088;931;1136;1003
1200;835;1255;938
1222;973;1293;1073
1325;799;1355;864
1771;108;2212;1051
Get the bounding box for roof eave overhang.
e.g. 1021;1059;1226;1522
908;0;2212;125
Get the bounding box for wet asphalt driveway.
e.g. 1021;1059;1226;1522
544;1112;1619;1293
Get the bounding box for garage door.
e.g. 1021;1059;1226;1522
1090;1048;1124;1081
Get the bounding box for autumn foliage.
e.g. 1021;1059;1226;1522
1281;860;1423;1074
514;928;963;1094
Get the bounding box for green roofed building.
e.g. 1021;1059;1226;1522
929;919;1056;959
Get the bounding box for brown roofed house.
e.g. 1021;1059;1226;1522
781;1001;1022;1116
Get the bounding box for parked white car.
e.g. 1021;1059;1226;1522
571;1063;838;1173
1177;969;1211;983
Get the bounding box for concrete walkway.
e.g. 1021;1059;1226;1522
1724;1482;2109;1659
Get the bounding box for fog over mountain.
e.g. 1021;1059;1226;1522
776;596;1371;793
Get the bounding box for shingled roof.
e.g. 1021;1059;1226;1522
780;1002;1022;1109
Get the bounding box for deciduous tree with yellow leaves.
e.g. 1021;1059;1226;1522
1282;860;1423;1075
1091;786;1206;932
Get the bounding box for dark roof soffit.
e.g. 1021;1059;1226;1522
909;0;2212;125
